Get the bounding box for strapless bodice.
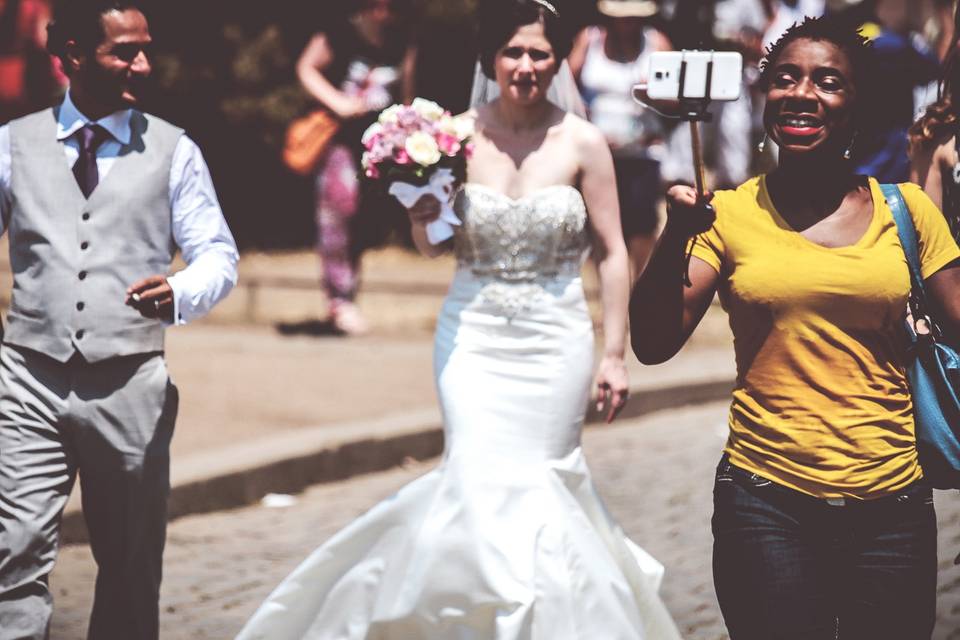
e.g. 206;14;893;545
452;183;591;282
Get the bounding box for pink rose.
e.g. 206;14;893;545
364;133;383;150
394;148;412;165
438;133;461;156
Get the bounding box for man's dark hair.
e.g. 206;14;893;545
477;0;575;79
46;0;143;69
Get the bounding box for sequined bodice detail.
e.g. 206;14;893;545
451;184;591;317
453;184;590;280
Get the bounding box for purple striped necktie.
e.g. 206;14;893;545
72;124;110;198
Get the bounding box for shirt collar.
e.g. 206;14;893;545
57;90;132;146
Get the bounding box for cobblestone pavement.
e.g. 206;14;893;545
50;400;960;639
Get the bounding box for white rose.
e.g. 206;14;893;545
452;114;475;141
405;131;442;166
378;104;403;124
411;97;445;122
361;122;384;145
437;115;458;138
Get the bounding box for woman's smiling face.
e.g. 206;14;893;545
763;37;857;159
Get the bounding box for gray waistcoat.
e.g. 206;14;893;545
6;107;183;363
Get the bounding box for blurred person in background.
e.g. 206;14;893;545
912;0;956;120
911;0;960;240
928;0;958;60
296;0;416;335
851;0;940;182
568;0;672;277
0;0;65;123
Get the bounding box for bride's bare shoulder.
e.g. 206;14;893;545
558;112;608;153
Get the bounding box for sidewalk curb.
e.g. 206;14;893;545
60;377;734;545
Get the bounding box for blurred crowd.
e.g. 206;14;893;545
0;0;957;333
571;0;956;273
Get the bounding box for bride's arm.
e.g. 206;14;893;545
577;122;630;422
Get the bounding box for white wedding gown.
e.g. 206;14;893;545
237;184;682;639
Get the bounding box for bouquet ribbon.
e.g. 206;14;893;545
388;168;462;245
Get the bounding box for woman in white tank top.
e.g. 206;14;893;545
569;0;672;277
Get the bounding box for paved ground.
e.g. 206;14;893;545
49;400;960;639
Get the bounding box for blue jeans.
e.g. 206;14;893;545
712;456;937;640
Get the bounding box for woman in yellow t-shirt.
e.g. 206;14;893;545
631;15;960;640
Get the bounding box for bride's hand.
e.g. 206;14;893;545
594;355;629;424
407;194;442;226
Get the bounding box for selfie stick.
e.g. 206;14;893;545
678;55;715;286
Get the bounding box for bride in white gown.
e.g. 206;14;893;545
237;1;681;638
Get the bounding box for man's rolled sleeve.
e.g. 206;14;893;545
167;135;238;325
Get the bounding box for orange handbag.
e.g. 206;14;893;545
282;110;340;175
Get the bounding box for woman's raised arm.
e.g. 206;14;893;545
296;33;367;119
629;185;719;364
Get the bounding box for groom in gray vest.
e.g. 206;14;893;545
0;1;239;638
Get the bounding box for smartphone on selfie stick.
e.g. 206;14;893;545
632;50;743;283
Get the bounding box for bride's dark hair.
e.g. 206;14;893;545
477;0;574;80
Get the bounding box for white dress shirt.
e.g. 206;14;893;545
0;92;239;325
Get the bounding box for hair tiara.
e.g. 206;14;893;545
531;0;559;17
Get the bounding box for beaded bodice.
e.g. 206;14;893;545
451;183;591;317
453;184;590;280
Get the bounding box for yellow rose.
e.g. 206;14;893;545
378;104;403;125
437;115;458;138
411;97;445;122
405;131;442;166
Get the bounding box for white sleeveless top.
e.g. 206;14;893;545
579;26;665;160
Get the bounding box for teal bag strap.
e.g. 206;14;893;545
880;183;931;322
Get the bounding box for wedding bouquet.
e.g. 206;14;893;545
361;98;475;244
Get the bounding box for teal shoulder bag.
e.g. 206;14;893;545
882;183;960;489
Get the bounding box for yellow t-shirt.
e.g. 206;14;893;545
692;176;960;499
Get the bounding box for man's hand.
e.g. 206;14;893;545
126;275;174;323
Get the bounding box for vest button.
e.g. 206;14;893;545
80;242;89;250
76;302;85;311
75;329;85;340
82;213;90;221
78;271;87;280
